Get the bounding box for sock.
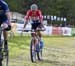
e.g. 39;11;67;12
4;40;8;49
0;40;2;51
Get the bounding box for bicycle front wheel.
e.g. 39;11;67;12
0;61;2;66
0;54;2;66
37;48;42;61
30;40;36;63
3;50;9;66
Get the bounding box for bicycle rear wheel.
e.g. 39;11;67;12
30;40;36;63
0;61;2;66
0;54;2;66
0;41;3;66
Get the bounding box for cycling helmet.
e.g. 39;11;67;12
30;4;38;10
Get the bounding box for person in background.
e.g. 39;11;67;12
0;0;11;52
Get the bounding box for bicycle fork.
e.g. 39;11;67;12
0;33;3;61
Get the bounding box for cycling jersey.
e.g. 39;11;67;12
25;10;43;22
25;10;43;29
0;0;10;25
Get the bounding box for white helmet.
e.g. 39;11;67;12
30;4;38;10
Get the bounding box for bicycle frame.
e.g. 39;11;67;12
0;27;3;66
19;28;45;62
30;29;44;62
0;27;9;66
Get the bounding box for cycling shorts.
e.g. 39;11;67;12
31;20;41;29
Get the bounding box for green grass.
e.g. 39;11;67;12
9;36;31;58
7;35;75;66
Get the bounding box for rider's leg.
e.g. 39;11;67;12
2;23;8;51
31;33;38;50
32;33;38;46
3;30;8;51
33;37;38;47
37;31;42;40
37;31;44;49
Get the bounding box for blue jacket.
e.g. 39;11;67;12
0;1;10;22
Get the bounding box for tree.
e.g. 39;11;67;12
6;0;75;25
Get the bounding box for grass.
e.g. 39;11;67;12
6;35;75;66
9;36;31;58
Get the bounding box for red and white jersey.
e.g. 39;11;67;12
24;10;43;22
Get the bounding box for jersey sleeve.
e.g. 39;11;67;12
2;1;10;12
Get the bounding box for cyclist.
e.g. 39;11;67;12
0;0;11;52
23;4;45;50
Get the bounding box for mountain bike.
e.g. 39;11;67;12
0;27;9;66
21;28;45;62
30;29;45;62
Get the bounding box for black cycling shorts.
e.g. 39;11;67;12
31;20;41;29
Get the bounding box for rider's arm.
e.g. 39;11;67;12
23;10;30;28
23;20;28;29
1;1;11;30
38;10;43;22
3;1;11;25
38;10;44;28
6;12;11;25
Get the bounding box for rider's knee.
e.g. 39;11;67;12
1;23;8;29
1;23;11;31
32;37;38;44
32;36;36;40
31;33;35;37
4;25;11;31
37;32;41;37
